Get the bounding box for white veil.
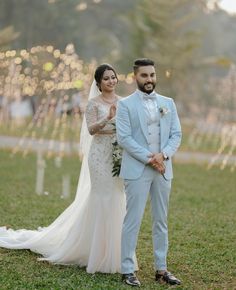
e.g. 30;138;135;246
0;80;102;260
74;80;100;202
79;79;99;157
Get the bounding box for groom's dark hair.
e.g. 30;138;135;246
133;58;155;74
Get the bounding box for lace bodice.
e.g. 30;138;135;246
85;97;118;135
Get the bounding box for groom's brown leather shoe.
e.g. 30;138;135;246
122;273;141;287
156;271;181;285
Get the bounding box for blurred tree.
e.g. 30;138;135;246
1;0;236;117
124;0;204;99
0;0;135;64
0;0;81;49
0;26;19;49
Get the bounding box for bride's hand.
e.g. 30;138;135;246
107;104;116;120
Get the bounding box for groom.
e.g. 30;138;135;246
116;58;182;287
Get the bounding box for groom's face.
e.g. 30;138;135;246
134;65;157;94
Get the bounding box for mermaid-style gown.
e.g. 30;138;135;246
0;98;126;273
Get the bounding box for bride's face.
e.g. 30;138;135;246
100;69;117;93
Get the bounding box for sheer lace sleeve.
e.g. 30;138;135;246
85;100;109;135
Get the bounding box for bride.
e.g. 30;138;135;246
0;64;126;273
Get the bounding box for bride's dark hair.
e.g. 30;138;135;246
94;63;118;91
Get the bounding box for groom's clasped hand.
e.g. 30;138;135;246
148;152;166;174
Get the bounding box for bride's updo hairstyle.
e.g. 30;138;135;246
94;63;118;91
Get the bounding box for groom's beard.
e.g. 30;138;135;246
137;81;156;94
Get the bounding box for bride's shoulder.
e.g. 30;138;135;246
87;95;102;105
116;95;122;100
90;95;102;103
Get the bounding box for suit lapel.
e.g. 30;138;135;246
156;95;166;150
136;94;149;142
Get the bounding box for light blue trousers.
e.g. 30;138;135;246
121;165;171;274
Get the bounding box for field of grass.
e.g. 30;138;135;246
0;150;235;289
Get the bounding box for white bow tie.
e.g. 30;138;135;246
143;92;156;100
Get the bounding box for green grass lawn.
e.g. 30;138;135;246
0;150;235;290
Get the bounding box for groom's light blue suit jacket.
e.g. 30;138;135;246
116;90;182;180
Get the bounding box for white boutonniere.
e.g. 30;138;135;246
159;107;169;117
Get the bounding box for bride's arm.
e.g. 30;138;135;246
85;100;110;135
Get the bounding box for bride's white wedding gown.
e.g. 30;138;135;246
0;97;126;273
